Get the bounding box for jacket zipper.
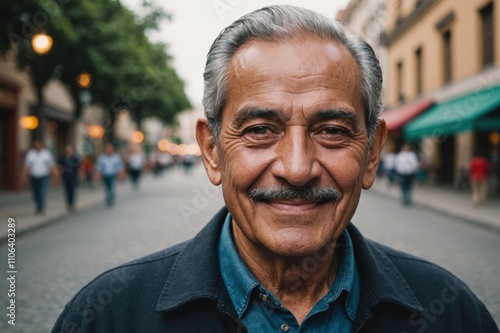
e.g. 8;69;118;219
218;302;247;333
353;313;371;333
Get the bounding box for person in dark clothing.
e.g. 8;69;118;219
57;145;81;211
52;6;498;333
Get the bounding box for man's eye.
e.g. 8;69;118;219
322;127;346;135
248;126;272;135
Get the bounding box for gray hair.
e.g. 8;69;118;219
202;5;382;147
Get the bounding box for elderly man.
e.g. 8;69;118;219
53;6;498;333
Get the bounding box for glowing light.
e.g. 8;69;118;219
131;130;144;143
157;139;169;151
490;132;500;145
87;125;105;139
76;72;92;88
168;143;178;155
31;33;53;55
178;144;189;156
187;144;201;156
19;116;39;130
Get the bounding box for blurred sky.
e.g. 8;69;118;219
121;0;349;108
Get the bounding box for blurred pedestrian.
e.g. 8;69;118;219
382;146;396;188
22;139;58;215
96;143;124;207
82;154;95;188
394;144;420;206
159;151;174;172
469;154;491;205
150;149;162;177
127;145;146;191
58;145;81;211
181;154;195;174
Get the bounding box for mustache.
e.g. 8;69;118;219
248;186;342;202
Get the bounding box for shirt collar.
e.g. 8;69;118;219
218;212;359;320
218;213;259;317
324;225;359;321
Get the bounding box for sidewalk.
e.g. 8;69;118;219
370;177;500;232
1;174;499;243
0;178;134;243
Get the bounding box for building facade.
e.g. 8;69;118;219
0;52;75;190
338;0;389;92
383;0;500;191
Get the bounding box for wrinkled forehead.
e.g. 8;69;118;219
225;35;364;116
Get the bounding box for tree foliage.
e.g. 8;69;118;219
1;0;191;142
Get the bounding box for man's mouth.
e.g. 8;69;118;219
264;198;327;213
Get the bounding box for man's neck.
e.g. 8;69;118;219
233;228;340;324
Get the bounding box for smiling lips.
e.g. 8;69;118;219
266;198;328;213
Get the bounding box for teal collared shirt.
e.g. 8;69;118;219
218;213;360;332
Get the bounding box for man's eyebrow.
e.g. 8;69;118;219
311;109;361;131
233;107;288;128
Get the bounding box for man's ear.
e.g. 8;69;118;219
196;118;222;185
362;119;387;190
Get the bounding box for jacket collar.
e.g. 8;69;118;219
347;224;424;313
156;206;423;315
156;207;229;312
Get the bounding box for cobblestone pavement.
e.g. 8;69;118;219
0;165;498;332
354;191;500;326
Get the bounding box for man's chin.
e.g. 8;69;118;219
263;233;336;259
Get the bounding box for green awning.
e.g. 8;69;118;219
404;85;500;139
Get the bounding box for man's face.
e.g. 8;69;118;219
65;145;73;155
198;36;385;257
105;144;114;155
34;140;43;151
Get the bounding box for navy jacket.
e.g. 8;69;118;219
53;207;499;333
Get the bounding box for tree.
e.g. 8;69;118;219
1;0;191;144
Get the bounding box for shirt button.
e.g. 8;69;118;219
259;293;269;302
280;324;290;332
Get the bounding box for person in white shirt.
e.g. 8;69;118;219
96;143;124;207
126;145;146;191
394;144;420;206
382;147;396;188
22;139;57;215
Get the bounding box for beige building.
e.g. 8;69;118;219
0;52;75;190
338;0;389;91
383;0;500;190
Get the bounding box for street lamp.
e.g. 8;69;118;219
76;72;92;89
87;125;105;139
131;130;145;143
19;116;39;130
31;32;53;144
31;33;53;55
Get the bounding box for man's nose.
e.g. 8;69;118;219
271;127;322;187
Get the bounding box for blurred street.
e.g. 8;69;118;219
0;164;498;332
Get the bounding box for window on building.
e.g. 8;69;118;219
397;61;405;102
480;2;494;67
415;47;423;95
442;30;452;83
